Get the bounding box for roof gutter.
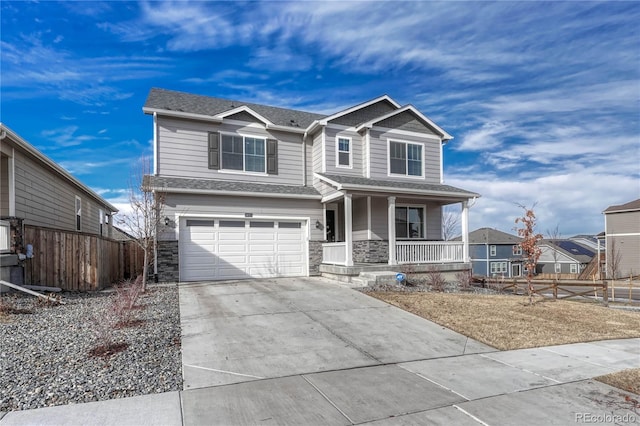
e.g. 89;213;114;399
148;186;321;200
142;107;223;124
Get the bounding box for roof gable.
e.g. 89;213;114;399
603;198;640;214
356;105;452;140
467;228;522;244
215;105;273;126
321;95;400;126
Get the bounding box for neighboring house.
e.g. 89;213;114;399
537;239;595;278
603;198;640;279
143;88;479;282
464;228;524;278
0;124;118;284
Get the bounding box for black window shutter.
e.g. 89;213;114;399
266;139;278;174
208;132;219;170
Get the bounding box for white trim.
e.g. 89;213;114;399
344;193;353;266
143;107;223;124
388;196;397;265
364;128;371;178
606;232;640;237
387;138;425;179
439;139;444;184
335;136;352;169
325;203;340;242
321;127;326;172
321;191;345;204
367;196;372;240
8;148;15;216
75;196;82;231
214;105;273;126
323;204;327;240
266;124;306;134
153;112;158;175
490;245;497;256
369;126;445;141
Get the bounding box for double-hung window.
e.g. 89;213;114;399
221;134;266;173
337;137;351;167
512;245;522;256
75;196;82;231
490;262;507;274
395;206;424;239
389;140;422;177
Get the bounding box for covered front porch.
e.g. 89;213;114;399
315;174;477;270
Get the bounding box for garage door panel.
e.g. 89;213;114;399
180;218;306;282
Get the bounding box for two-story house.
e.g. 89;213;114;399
143;88;479;282
603;199;640;279
464;228;524;278
537;239;595;278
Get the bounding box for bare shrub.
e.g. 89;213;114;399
425;267;446;292
455;270;473;290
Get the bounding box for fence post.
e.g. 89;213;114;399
603;280;608;307
553;279;557;300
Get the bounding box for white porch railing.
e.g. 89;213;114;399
396;241;464;264
322;242;347;265
0;220;10;252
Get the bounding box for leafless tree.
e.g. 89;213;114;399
117;157;164;292
515;204;543;305
442;207;461;241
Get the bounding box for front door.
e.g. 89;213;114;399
512;263;522;277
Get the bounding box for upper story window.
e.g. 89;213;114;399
221;134;266;173
395;206;424;239
389;140;422;177
99;209;104;236
490;245;496;256
337;137;351;168
512;245;522;256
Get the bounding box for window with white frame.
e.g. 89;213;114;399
337;137;351;167
554;263;561;273
221;134;266;172
389;141;422;176
490;262;507;274
75;196;82;231
570;264;578;274
490;245;497;256
99;209;104;236
395;206;424;239
512;245;522;255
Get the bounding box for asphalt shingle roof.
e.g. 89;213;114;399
144;88;326;128
603;198;640;213
464;227;522;244
317;173;479;197
144;175;320;197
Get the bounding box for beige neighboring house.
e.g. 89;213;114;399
1;123;118;283
603;198;640;279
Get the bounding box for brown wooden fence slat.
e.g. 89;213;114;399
22;225;145;292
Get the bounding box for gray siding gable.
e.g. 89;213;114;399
376;110;438;135
329;100;397;127
225;111;263;124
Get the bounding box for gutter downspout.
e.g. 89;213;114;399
302;131;308;186
153;112;158;175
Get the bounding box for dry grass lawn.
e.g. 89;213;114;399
368;292;640;351
596;369;640;395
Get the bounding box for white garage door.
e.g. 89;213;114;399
179;218;307;281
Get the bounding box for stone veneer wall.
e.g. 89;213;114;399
157;240;179;282
353;240;389;263
308;240;324;275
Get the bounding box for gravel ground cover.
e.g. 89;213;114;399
0;285;182;412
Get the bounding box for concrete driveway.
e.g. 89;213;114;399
178;277;640;425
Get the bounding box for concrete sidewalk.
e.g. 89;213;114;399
2;277;639;425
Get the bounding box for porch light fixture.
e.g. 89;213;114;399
315;220;323;230
164;217;171;226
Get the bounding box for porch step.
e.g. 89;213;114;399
358;271;402;287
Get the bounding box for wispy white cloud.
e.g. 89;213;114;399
40;126;100;148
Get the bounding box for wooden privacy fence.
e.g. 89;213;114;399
488;277;609;306
24;225;145;291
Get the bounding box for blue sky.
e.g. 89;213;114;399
1;1;639;237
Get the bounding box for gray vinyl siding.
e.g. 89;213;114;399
305;138;314;184
0;155;8;215
324;126;363;177
329;100;397;127
352;197;368;240
606;211;640;234
157;117;304;185
368;128;441;184
12;148;107;234
311;131;323;174
376;111;439;135
161;193;324;242
370;197;388;240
